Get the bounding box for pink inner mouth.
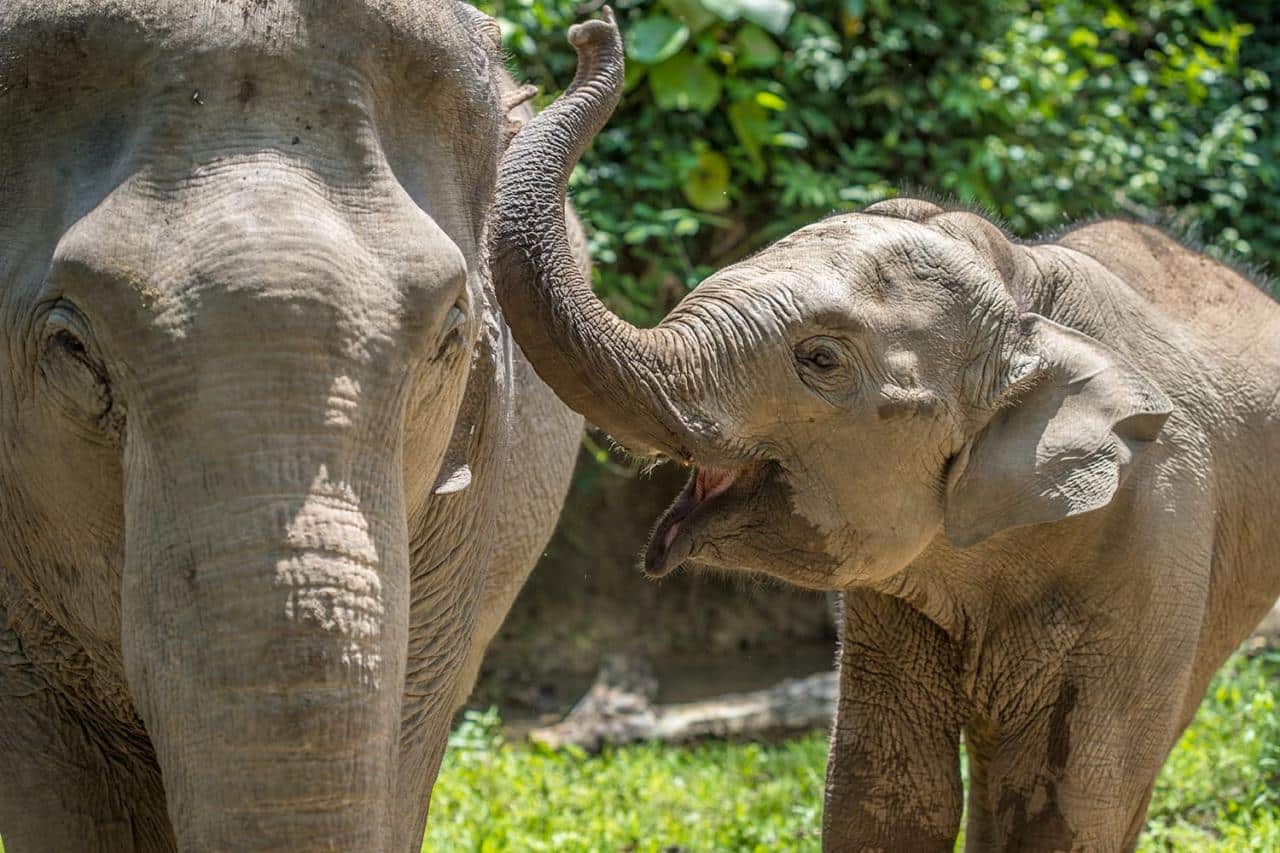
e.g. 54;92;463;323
662;466;739;549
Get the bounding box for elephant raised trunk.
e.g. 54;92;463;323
120;375;412;849
490;9;712;461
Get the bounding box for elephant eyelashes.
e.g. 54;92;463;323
39;304;112;421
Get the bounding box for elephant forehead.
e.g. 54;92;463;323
45;173;468;371
1;1;501;258
1;0;481;70
752;214;968;296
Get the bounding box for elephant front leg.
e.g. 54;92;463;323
824;590;966;851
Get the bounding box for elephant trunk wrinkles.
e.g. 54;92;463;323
490;10;712;461
121;404;410;850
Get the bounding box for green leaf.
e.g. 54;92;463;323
770;131;807;149
625;16;690;65
650;55;724;113
1068;28;1098;49
732;26;781;70
700;0;794;35
662;0;717;34
728;98;770;172
681;149;732;211
673;216;701;236
754;91;787;111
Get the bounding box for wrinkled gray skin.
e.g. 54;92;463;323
493;16;1280;851
0;1;583;850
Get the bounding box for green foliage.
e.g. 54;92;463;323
428;723;825;850
483;0;1275;325
426;648;1280;850
1140;649;1280;849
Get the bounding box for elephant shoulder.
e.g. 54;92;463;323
1054;219;1279;339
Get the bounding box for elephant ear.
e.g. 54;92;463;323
944;315;1172;548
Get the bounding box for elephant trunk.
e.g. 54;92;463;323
120;389;410;849
490;9;712;461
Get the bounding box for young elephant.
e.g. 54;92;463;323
492;14;1280;851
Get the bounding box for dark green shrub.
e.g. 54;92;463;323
482;0;1274;323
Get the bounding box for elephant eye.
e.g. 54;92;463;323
805;346;837;371
51;328;88;358
795;338;844;372
794;336;856;402
39;302;114;423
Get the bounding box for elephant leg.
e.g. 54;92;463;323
0;629;172;852
969;650;1196;851
823;589;966;852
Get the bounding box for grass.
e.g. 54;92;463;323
425;648;1280;852
0;650;1273;853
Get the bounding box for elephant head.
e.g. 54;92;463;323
492;14;1172;592
1;0;529;847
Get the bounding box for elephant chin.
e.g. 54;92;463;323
643;465;744;577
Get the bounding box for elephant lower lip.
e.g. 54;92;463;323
643;466;740;577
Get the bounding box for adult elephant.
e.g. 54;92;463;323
494;14;1280;852
0;1;583;850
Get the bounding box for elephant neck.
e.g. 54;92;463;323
866;523;1102;662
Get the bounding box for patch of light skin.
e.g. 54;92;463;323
279;464;384;685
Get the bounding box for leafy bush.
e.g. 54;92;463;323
482;0;1275;324
424;648;1280;850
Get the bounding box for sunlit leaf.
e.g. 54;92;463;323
770;132;807;149
681;149;733;211
754;91;787;111
626;16;690;65
700;0;794;35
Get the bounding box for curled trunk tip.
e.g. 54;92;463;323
490;8;708;460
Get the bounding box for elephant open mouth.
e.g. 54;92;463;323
643;465;748;577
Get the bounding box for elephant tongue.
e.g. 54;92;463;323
645;467;739;576
696;466;738;504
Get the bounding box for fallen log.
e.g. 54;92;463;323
531;601;1280;753
529;653;836;752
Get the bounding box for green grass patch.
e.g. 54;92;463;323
0;650;1273;852
427;707;825;851
1140;650;1280;850
426;649;1280;851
